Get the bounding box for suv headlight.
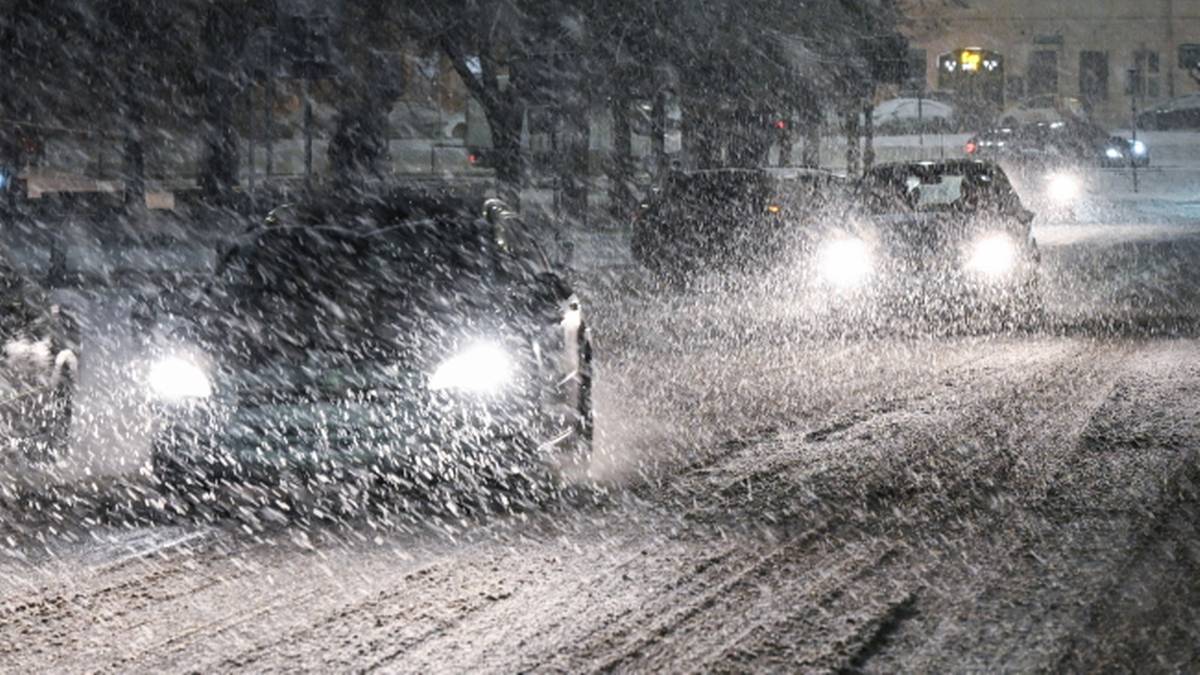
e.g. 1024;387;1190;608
148;356;213;402
1046;172;1082;204
816;237;872;289
429;342;514;395
965;233;1017;277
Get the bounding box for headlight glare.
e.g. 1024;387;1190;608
1105;147;1123;160
816;237;872;289
149;356;212;402
1046;172;1082;204
1132;140;1147;156
429;342;514;395
966;234;1018;277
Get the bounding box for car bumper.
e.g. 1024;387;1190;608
151;392;575;486
812;266;1037;319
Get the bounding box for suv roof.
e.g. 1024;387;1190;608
674;167;844;180
868;159;1004;175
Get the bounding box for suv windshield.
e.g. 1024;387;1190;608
209;219;495;356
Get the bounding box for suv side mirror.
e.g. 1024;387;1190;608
555;236;575;270
535;271;573;304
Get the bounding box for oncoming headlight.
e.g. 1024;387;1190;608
1046;172;1082;204
1105;147;1123;160
816;237;872;289
1132;140;1147;156
965;233;1018;277
148;356;213;402
429;342;514;395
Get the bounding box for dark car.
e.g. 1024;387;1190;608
806;160;1041;327
631;167;848;279
966;121;1149;169
140;191;593;510
0;254;78;471
1136;94;1200;130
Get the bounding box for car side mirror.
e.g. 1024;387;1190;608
536;271;573;304
555;237;575;270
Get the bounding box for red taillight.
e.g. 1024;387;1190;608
774;119;787;130
468;153;479;165
965;141;978;155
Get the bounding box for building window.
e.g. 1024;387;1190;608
1079;51;1109;102
905;48;927;93
1007;75;1026;102
1028;50;1058;97
1128;49;1161;99
1181;44;1200;70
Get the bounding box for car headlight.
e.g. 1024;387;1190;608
1046;172;1082;204
429;341;514;395
148;356;213;402
1104;147;1123;160
816;237;872;289
965;234;1018;277
1132;140;1147;156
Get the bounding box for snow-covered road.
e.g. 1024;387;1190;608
1;205;1199;670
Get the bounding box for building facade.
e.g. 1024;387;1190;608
902;0;1200;126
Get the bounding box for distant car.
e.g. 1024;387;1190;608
872;97;956;134
631;167;849;280
1097;135;1150;168
964;121;1147;216
966;120;1148;169
0;255;78;474
139;191;593;510
999;95;1087;126
808;160;1041;326
1136;94;1200;130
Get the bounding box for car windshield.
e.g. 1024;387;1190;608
669;171;765;207
220;221;491;299
208;219;495;358
908;174;965;208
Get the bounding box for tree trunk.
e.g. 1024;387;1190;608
608;94;634;220
329;2;399;194
199;2;242;205
490;104;523;207
682;96;717;169
122;105;145;208
560;103;590;226
651;92;667;176
328;71;396;192
862;101;875;173
438;33;523;208
728;105;760;167
778;113;793;167
844;108;861;176
111;0;146;209
801;107;821;168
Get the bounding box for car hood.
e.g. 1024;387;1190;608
162;276;558;403
866;212;1019;263
218;350;426;405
